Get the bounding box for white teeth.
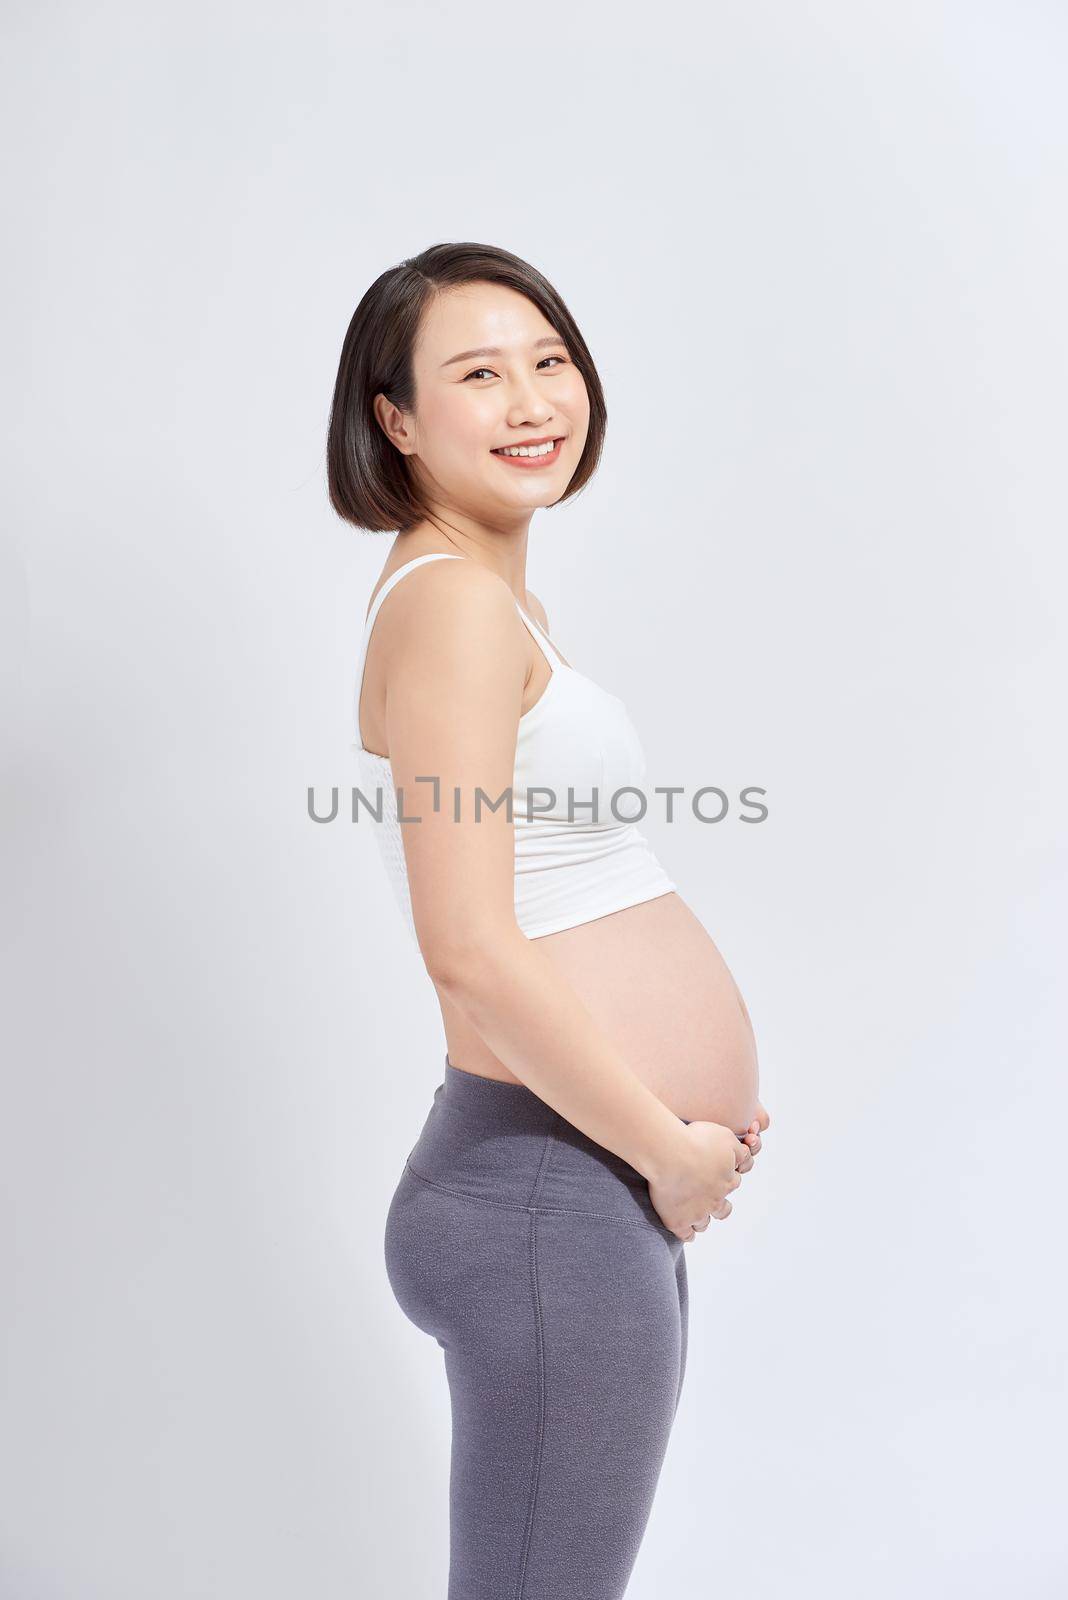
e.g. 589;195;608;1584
495;440;558;457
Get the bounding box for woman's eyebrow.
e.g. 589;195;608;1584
440;335;567;369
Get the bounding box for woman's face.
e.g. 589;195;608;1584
381;281;591;522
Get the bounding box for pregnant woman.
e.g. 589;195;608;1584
327;241;771;1600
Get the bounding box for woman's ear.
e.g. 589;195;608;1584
373;392;414;455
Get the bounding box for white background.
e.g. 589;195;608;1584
4;3;1066;1595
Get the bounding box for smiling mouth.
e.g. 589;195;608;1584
491;437;565;466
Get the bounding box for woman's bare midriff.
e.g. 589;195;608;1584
436;889;760;1135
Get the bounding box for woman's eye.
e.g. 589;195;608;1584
462;356;568;382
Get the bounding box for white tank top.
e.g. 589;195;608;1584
352;553;675;945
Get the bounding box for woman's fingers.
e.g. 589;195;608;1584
733;1133;755;1173
680;1199;731;1240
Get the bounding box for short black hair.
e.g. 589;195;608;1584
326;241;608;533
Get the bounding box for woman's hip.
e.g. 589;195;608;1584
399;1052;680;1236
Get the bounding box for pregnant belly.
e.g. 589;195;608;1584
438;892;760;1134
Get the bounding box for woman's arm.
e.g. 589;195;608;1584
373;557;696;1183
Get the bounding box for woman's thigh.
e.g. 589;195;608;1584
385;1164;689;1600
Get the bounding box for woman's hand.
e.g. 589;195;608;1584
646;1122;750;1242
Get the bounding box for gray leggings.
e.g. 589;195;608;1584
384;1053;690;1600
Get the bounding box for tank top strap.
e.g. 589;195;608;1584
363;552;464;634
515;603;567;669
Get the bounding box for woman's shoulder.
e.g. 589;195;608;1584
368;548;520;651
